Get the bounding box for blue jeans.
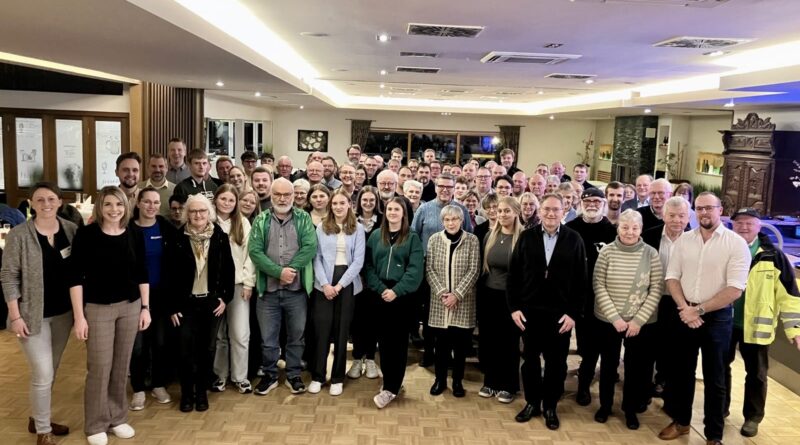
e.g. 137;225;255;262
256;289;307;379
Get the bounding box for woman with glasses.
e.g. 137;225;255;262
518;192;540;229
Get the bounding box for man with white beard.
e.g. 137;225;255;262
566;187;618;407
375;169;414;223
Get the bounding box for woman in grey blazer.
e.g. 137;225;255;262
1;182;78;445
308;189;366;396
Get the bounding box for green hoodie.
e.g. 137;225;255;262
364;229;424;297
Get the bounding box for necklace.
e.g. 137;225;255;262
499;233;511;244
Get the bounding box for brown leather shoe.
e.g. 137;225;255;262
37;433;57;445
28;417;69;436
658;421;690;440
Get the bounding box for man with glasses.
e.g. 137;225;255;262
622;175;653;212
475;167;494;200
376;170;413;223
508;193;587;429
347;145;362;164
658;192;750;445
276;156;296;181
566;188;618;407
240;151;259;177
338;162;357;199
321;156;342;189
638;178;672;232
249;178;318;397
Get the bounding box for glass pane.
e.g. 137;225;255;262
256;123;263;153
364;131;408;160
244;122;254;152
95;120;122;188
16;117;45;187
0;117;4;190
460;135;499;164
207;120;231;156
410;133;457;163
55;119;84;190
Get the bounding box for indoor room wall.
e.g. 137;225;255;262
683;115;731;190
0;86;130;113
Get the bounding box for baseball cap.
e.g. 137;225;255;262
731;207;760;220
581;188;605;200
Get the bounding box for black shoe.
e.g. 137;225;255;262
625;412;640;430
195;396;209;412
430;380;446;396
452;381;466;398
594;407;611;423
419;356;434;368
637;398;651;413
254;377;279;396
515;404;541;423
179;395;194;412
576;389;591;406
285;376;306;394
544;409;560;430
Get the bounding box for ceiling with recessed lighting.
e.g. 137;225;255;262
3;0;800;115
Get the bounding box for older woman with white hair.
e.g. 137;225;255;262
425;205;480;397
403;179;423;213
592;209;663;429
170;194;234;413
293;178;311;209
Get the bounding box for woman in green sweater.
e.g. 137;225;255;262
592;209;663;430
364;197;424;409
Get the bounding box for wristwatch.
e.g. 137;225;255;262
697;305;706;316
141;305;150;311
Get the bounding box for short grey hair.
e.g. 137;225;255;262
293;178;310;193
546;175;560;184
618;208;643;227
664;195;690;212
377;169;398;183
440;204;464;222
183;193;217;224
271;177;293;193
651;178;672;191
403;179;422;194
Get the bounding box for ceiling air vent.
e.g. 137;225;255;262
390;87;421;92
407;23;484;38
396;66;440;74
575;0;730;7
653;36;752;49
481;51;581;65
545;73;597;80
440;89;470;94
495;91;523;96
400;51;439;58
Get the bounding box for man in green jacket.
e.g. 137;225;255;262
725;208;800;438
248;177;318;396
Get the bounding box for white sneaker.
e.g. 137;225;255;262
373;390;396;409
129;391;145;411
329;383;343;396
151;387;171;404
87;432;108;445
109;423;135;439
308;381;323;394
365;359;380;379
347;359;364;379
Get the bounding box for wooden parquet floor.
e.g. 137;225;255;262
1;330;798;445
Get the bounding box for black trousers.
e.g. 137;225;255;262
520;312;571;410
376;286;411;394
655;296;678;415
178;297;220;397
596;320;656;412
477;286;520;393
247;294;263;378
432;326;472;383
351;289;378;360
130;310;171;392
576;313;602;391
310;266;355;384
415;277;435;360
725;327;769;422
667;306;732;442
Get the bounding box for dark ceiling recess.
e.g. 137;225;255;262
0;62;124;95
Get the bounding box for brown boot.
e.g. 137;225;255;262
37;433;57;445
28;417;69;436
658;421;690;440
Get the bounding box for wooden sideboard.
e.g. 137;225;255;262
720;113;800;217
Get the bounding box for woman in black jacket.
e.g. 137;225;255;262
170;194;234;413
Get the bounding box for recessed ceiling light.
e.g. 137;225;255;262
549;115;555;120
299;105;305;109
377;33;391;42
379;83;385;89
330;68;349;72
380;69;388;76
724;99;735;107
584;79;595;84
644;108;652;113
300;32;330;37
441;112;451;116
215;81;224;87
254;91;261;97
537;90;545;95
705;50;727;57
543;43;564;49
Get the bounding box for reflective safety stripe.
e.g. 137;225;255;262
753;317;773;325
753;331;772;338
783;320;800;329
780;312;800;319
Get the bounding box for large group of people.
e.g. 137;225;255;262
2;140;800;445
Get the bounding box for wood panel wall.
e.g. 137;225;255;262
136;82;204;162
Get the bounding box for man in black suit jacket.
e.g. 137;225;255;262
507;193;588;430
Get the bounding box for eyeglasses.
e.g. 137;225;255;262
378;182;396;187
541;207;563;214
696;205;721;213
476;175;491;180
273;192;293;199
188;209;208;215
436;184;454;189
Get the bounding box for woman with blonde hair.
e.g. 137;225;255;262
69;186;150;445
478;196;523;404
309;189;366;396
227;166;250;193
238;188;260;224
518;192;540;229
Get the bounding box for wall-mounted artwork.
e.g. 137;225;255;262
298;130;328;152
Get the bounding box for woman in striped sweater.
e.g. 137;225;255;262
592;209;663;430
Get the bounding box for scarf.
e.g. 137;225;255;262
185;223;214;274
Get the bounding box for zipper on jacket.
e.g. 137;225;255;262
385;244;394;279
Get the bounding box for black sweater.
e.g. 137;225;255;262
169;223;235;314
506;224;588;321
69;223;148;305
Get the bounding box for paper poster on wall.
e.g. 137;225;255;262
95;120;122;188
0;117;5;190
16;117;45;188
56;119;84;190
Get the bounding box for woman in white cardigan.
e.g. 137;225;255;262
211;184;256;394
309;189;366;396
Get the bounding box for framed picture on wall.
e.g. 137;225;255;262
298;129;328;152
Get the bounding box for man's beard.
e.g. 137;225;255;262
121;178;137;188
273;203;292;214
583;208;601;219
379;190;395;200
608;201;621;211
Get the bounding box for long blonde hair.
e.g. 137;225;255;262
482;196;522;274
214;184;245;245
321;188;357;235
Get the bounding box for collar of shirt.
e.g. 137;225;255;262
169;163;187;173
144;178;169;189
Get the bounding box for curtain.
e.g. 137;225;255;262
498;125;521;161
350;120;372;150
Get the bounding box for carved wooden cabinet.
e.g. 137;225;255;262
720;113;800;217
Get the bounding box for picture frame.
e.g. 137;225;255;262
298;129;328;152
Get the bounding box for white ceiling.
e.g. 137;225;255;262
3;0;800;115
